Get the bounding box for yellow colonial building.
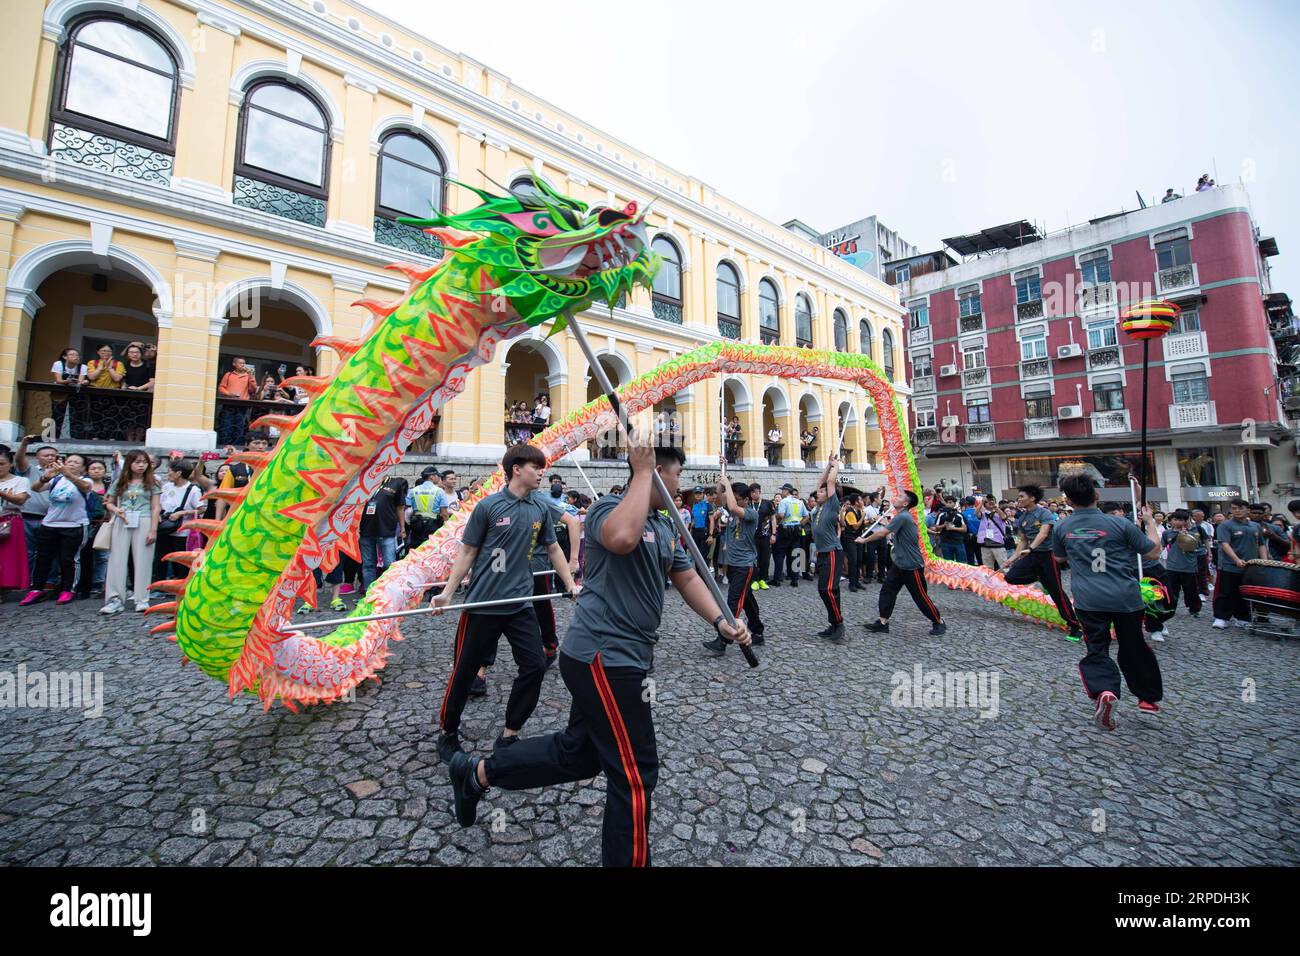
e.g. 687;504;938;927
0;0;904;472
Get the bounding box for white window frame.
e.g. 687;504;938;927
962;343;986;370
1020;334;1048;361
1086;321;1118;350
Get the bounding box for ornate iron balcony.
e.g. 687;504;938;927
959;314;985;334
374;216;443;258
760;328;780;346
965;422;995;443
914;426;939;445
49;123;172;186
1091;409;1131;435
1087;345;1122;370
1024;417;1058;440
1157;264;1197;294
1020;358;1052;379
652;298;683;325
1016;300;1044;321
718;317;741;340
912;375;935;393
961;367;989;388
233;175;326;226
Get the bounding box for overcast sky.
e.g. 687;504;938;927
365;0;1300;293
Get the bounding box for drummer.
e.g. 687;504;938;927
1211;498;1266;630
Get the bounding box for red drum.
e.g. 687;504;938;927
1240;559;1300;617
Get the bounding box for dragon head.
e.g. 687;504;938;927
400;174;659;329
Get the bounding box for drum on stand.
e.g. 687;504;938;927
1240;559;1300;622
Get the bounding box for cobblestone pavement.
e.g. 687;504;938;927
1;575;1297;867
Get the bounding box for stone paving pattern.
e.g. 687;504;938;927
1;575;1297;866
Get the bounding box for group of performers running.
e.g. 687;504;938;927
428;442;1171;866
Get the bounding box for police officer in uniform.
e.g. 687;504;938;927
446;443;750;866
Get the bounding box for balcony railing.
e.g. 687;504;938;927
760;328;780;346
1078;282;1116;314
1157;263;1199;296
965;422;995;443
959;313;985;335
505;419;547;444
652;297;683;325
1162;330;1207;361
914;426;938;445
18;381;153;443
1020;357;1052;379
764;441;784;466
1016;299;1044;322
961;367;989;388
215;396;305;446
1091;409;1131;435
233;175;326;226
49;123;173;187
374;216;442;258
912;375;935;394
1087;345;1122;371
1169;401;1217;429
718;317;741;340
1024;417;1059;440
724;438;745;465
908;325;932;347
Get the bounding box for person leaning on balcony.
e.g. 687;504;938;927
217;357;258;446
50;348;88;441
85;344;126;442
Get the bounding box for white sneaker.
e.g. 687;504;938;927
1199;594;1211;602
1232;619;1250;628
99;598;123;615
1211;619;1228;629
1149;630;1166;642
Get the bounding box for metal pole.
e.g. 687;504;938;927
568;452;600;500
291;591;567;632
1139;339;1150;509
411;569;553;590
568;311;758;667
1129;475;1144;578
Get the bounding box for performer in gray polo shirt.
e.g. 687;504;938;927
1052;474;1164;731
859;489;946;636
811;454;846;644
445;443;750;867
703;465;765;656
432;444;579;761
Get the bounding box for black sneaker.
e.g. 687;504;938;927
701;637;727;657
1067;626;1083;643
544;652;558;671
750;632;766;646
816;625;834;637
801;573;814;581
436;731;464;763
768;580;782;588
930;622;947;636
494;733;519;750
469;675;488;697
789;581;798;589
448;752;483;827
864;621;889;633
822;624;847;645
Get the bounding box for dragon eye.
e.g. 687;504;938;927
598;208;625;227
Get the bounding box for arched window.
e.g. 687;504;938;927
833;309;848;352
759;279;781;345
795;293;813;348
651;236;683;325
234;80;330;225
716;262;741;340
374;130;445;256
510;176;547;205
859;319;873;357
882;328;896;380
49;15;180;183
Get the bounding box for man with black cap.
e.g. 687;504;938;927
772;482;805;587
446;442;750;866
407;466;450;552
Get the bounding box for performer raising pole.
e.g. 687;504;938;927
702;456;767;656
811;453;847;644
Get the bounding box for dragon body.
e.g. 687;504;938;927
158;178;1064;711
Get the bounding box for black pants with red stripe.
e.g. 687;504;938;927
878;565;942;625
1077;609;1163;703
439;609;546;736
817;547;843;625
485;652;657;867
534;573;558;656
1005;550;1080;630
725;565;764;636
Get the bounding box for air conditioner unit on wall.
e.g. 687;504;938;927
1057;343;1083;359
939;364;958;377
941;415;960;428
1058;405;1083;419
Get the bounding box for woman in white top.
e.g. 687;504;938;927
101;450;160;614
155;460;203;584
50;347;88;440
20;453;91;605
0;450;32;595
